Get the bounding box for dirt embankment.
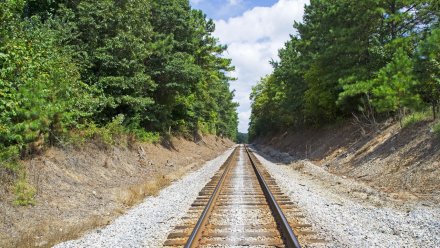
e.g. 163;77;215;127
253;120;440;202
0;135;233;248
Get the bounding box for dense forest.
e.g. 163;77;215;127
0;0;239;164
249;0;439;140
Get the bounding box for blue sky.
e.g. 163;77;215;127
190;0;309;133
190;0;278;20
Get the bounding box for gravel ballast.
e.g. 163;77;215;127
253;151;440;248
55;146;235;248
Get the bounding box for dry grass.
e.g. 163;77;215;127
6;175;174;248
3;162;203;248
11;216;110;248
118;174;171;206
117;162;201;206
0;135;232;248
291;162;305;171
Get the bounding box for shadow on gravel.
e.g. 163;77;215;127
248;145;292;165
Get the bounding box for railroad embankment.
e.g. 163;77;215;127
0;135;233;248
253;119;440;203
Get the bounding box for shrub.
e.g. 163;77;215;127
68;115;126;147
129;129;160;144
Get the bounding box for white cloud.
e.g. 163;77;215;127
214;0;308;132
228;0;241;6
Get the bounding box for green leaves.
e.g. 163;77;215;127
372;49;421;112
250;0;439;140
1;0;239;156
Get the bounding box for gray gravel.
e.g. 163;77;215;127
54;146;236;248
253;151;440;248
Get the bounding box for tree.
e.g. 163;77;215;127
414;27;440;119
372;48;422;126
0;3;93;156
249;0;438;139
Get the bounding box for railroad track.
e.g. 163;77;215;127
164;145;324;247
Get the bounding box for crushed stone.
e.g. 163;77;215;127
55;147;236;248
253;150;440;247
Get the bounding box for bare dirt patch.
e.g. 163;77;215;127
0;135;233;248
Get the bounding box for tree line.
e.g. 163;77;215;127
249;0;439;140
0;0;239;160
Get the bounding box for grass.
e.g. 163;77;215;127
402;110;432;128
13;175;36;206
118;174;171;206
13;216;108;248
117;161;200;207
0;146;36;206
432;121;440;135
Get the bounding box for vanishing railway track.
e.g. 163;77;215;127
164;145;324;247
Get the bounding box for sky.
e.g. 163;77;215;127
190;0;309;133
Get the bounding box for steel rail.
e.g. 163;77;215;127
245;145;302;248
184;147;237;248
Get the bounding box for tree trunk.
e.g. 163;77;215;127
399;107;404;127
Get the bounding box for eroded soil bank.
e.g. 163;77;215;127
253;120;440;203
0;135;233;248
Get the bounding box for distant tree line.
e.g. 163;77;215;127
236;132;248;144
249;0;439;140
0;0;239;160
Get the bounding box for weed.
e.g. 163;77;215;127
0;146;22;192
1;146;35;206
13;174;36;206
432;122;440;135
402;110;431;128
129;129;160;143
118;175;170;206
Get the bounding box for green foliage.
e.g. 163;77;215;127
129;129;160;144
13;174;36;206
250;0;439;140
0;6;94;157
236;133;248;144
69;115;125;147
1;0;237;155
432;122;440;135
414;27;440;119
372;49;421;112
0;0;238;207
402;110;431;128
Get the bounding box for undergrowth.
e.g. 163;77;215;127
402;110;431;128
68;114;160;148
0;147;36;206
432;121;440;135
13;174;36;206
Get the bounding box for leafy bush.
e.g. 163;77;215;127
70;115;126;147
129;129;160;144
